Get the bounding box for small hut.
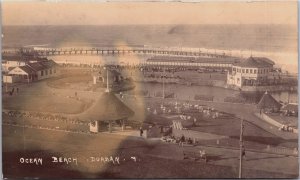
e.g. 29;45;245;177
80;91;134;133
257;91;282;113
82;67;134;133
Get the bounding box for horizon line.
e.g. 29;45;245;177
2;23;297;26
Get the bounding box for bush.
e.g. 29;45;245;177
194;95;214;101
224;97;246;103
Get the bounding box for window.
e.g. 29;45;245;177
242;69;245;73
45;70;48;75
250;69;253;73
41;70;44;76
254;69;257;74
246;69;249;73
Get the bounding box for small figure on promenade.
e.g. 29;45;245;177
140;127;143;137
187;138;192;144
242;145;246;160
179;134;185;147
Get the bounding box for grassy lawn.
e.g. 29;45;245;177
47;68;92;90
3;95;86;114
3;126;297;179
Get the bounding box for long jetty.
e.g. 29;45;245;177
2;46;233;58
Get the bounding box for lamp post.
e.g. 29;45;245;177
104;66;110;93
104;66;112;133
239;118;244;178
5;75;8;93
23;117;25;153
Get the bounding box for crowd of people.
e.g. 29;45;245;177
146;101;222;120
2;86;20;96
279;124;295;133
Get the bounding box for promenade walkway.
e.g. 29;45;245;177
183;100;298;140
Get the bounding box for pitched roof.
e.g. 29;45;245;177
8;60;58;74
27;60;57;71
257;91;282;109
39;60;57;68
235;57;274;68
9;66;37;75
78;92;134;122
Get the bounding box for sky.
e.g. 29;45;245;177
2;1;298;25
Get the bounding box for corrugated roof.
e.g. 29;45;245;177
235;57;274;68
27;62;47;71
20;65;37;74
8;60;57;74
39;60;57;69
27;60;57;71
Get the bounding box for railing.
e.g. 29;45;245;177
2;46;235;59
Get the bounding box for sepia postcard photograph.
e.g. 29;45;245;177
1;0;299;179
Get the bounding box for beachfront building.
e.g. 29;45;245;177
2;55;48;73
4;60;59;83
146;55;238;68
227;56;275;88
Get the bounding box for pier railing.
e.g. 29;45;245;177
2;46;233;58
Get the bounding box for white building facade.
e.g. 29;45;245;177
5;60;59;83
227;57;275;88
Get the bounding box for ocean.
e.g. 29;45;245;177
2;24;298;73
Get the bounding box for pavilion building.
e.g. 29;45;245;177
227;56;275;88
4;59;59;83
81;91;134;133
79;68;134;133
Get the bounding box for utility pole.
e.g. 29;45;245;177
5;75;8;93
239;118;244;178
23;118;25;153
162;67;165;99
